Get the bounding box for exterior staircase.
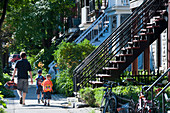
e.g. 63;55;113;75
73;0;168;92
74;12;110;46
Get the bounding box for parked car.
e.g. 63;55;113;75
9;54;21;62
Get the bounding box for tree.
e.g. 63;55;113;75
53;39;96;75
0;0;31;80
6;0;74;55
0;0;75;77
3;0;75;70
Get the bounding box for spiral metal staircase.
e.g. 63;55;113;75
73;0;168;92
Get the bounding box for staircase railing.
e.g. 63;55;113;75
66;28;80;42
144;68;170;113
55;33;66;46
74;12;109;44
73;0;167;92
146;68;170;92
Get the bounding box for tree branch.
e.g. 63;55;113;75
0;0;8;30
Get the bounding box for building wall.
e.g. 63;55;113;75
161;29;168;70
151;29;168;71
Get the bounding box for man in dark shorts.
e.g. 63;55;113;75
12;52;33;105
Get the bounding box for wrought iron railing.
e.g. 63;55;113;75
120;70;162;85
66;28;80;42
145;68;170;113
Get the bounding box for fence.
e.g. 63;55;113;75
120;70;162;85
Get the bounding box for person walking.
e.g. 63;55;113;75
41;74;53;106
12;52;33;105
35;69;45;104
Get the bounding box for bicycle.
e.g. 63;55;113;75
100;81;135;113
135;86;160;113
100;81;117;113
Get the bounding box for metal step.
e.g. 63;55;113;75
96;74;111;78
126;47;140;49
119;54;133;56
109;61;126;63
89;81;104;84
103;67;118;70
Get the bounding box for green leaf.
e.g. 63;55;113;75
0;100;7;108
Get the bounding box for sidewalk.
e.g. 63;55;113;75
5;79;100;113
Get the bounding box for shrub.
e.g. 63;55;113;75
53;39;96;74
112;85;141;103
54;69;73;96
53;39;96;96
0;108;6;113
79;87;96;107
1;74;11;85
0;82;7;113
0;87;15;98
79;85;170;108
94;87;105;106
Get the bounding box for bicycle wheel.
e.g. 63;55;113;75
102;95;117;113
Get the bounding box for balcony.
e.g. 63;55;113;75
108;0;130;8
89;0;108;16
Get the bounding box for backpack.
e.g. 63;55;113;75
36;75;45;86
42;80;53;92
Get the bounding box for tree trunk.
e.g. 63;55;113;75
0;0;9;81
0;0;8;29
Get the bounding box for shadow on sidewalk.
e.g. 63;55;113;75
24;104;72;109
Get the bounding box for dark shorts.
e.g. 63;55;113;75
44;91;51;99
36;86;43;94
17;79;28;93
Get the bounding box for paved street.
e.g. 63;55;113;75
5;80;99;113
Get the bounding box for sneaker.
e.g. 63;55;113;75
20;97;22;104
48;103;50;106
44;101;46;106
41;99;44;103
38;99;40;104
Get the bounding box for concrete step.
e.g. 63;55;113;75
92;41;101;46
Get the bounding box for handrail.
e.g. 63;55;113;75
146;68;170;92
155;82;170;98
74;12;106;43
66;28;80;42
89;25;109;44
55;33;66;46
